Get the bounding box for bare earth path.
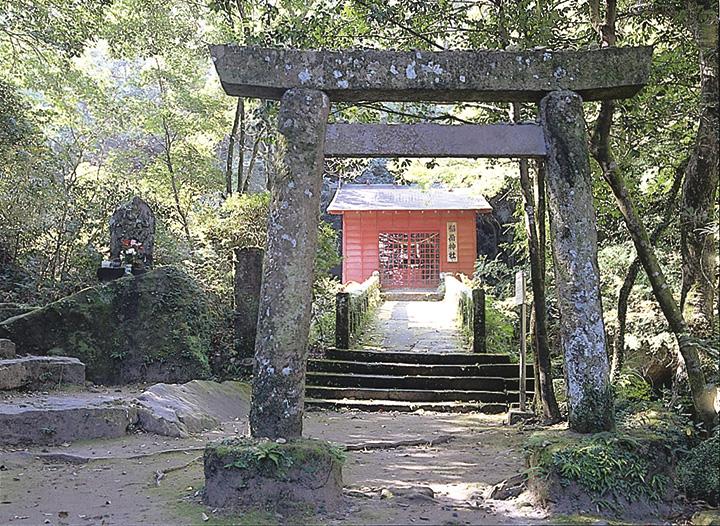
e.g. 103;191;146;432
0;408;547;525
361;300;467;353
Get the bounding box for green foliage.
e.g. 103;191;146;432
309;276;342;350
485;294;517;358
1;0;111;58
225;441;293;473
614;369;653;409
315;221;342;278
216;437;345;479
676;431;720;505
528;431;671;505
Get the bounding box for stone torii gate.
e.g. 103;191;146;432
210;45;652;438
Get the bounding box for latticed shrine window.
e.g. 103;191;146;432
378;232;440;289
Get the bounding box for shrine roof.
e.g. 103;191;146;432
327;184;492;214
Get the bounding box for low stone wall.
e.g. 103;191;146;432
335;272;381;349
443;274;486;353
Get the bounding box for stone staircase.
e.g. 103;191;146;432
306;348;533;413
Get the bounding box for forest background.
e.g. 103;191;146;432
0;0;717;406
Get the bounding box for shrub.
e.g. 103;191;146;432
676;431;720;505
614;369;653;412
309;276;342;352
526;430;674;509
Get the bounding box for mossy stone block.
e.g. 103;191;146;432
0;266;211;384
203;437;344;511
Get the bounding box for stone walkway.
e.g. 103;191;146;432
361;300;467;353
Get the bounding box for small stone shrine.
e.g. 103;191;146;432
109;196;156;268
99;197;156;281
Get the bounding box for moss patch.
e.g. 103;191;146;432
204;437;344;511
208;437;346;478
0;266;212;384
525;425;683;518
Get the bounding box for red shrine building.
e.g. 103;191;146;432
328;184;492;290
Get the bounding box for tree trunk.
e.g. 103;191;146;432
592;100;717;432
225;98;243;196
513;103;561;422
589;0;717;432
680;0;719;334
249;88;330;440
242;132;263;194
541;90;614;433
612;162;685;381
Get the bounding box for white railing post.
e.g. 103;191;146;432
515;270;527;411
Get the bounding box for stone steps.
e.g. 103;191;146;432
307;372;517;391
306;348;533;413
306;398;507;413
306;386;511;403
308;358;529;378
324;348;511;365
381;290;443;301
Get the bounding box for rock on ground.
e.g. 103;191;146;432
135;380;251;438
0;266;212;385
0;338;15;359
0;380;251;445
0;355;85;390
0;392;137;445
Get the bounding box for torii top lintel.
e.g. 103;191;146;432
210;45;652;103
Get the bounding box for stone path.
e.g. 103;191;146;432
361;300;467;353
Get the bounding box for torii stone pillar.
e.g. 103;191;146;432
541;90;614;432
249;88;330;439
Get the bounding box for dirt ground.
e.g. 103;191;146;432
0;406;553;526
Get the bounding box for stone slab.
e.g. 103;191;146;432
0;380;252;445
0;393;137;445
506;409;535;425
0;339;15;359
0;355;85;390
325;123;546;158
134;380;251;438
210;45;653;102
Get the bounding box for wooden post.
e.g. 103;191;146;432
472;287;486;354
335;291;350;349
515;270;527;411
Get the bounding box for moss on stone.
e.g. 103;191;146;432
208;437;345;478
0;266;212;384
525;426;678;507
204;436;344;510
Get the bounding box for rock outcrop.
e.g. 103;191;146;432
0;266;212;384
